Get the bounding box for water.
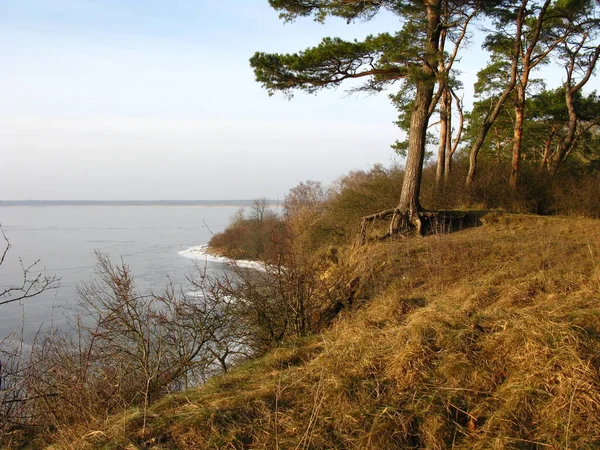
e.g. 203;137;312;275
0;205;246;339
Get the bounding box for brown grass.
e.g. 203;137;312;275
43;213;600;449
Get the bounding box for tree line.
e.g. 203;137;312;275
251;0;600;234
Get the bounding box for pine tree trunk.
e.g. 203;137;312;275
396;0;441;231
436;89;450;185
445;88;463;183
510;86;525;189
549;87;578;177
398;79;435;212
466;0;526;187
539;130;555;172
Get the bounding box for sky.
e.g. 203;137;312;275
0;1;597;200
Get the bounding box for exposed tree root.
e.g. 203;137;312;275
357;209;472;246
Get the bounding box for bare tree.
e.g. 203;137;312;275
252;198;269;224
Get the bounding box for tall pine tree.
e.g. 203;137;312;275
251;0;492;235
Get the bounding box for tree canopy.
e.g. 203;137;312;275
251;0;600;235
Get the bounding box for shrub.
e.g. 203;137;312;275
322;164;405;244
20;253;238;441
208;207;286;263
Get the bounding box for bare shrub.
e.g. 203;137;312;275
283;180;334;252
208;204;285;263
22;253;238;438
0;227;58;446
0;326;35;446
200;186;354;355
323;165;405;243
284;181;327;220
551;171;600;218
206;236;351;355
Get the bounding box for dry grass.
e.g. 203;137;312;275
42;213;600;449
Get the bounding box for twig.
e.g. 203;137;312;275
1;393;59;404
203;219;214;236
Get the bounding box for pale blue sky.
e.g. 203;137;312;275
0;1;397;120
0;1;595;200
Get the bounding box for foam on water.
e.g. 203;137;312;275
178;245;266;272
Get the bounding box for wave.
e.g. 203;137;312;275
178;245;266;271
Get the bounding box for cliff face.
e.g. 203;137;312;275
45;213;600;449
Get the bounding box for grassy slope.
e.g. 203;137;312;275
46;213;600;449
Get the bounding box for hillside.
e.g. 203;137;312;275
43;213;600;449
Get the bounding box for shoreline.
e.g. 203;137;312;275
178;244;266;271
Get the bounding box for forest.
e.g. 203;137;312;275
251;0;600;229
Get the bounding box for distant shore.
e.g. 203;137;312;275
0;200;282;207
